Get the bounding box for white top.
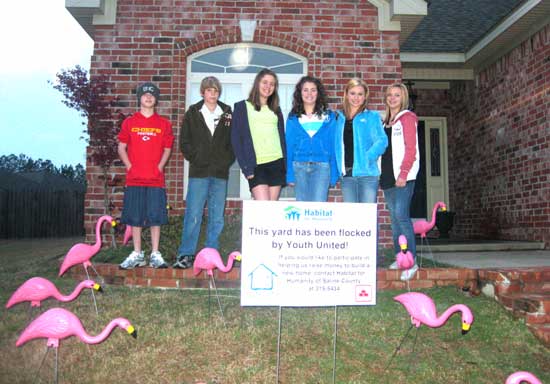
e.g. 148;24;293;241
298;113;327;137
200;103;223;136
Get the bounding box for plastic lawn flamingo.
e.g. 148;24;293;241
58;215;115;314
193;248;242;276
193;248;242;326
413;201;446;266
59;215;116;277
396;235;414;270
386;292;474;370
505;371;542;384
413;201;447;238
5;277;102;309
122;224;132;246
16;307;136;384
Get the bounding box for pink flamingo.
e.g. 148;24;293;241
386;292;474;370
5;277;102;309
413;201;446;266
413;201;447;238
193;248;241;326
58;215;115;277
505;371;542;384
122;224;133;246
394;292;473;332
193;248;242;276
396;235;414;270
16;307;136;383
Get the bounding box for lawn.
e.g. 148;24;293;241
0;235;548;384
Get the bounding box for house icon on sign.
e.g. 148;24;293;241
248;264;277;290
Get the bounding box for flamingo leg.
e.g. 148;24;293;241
33;346;51;384
210;275;227;328
384;323;414;371
85;267;99;316
54;347;59;384
89;263;105;285
424;238;437;267
207;278;211;319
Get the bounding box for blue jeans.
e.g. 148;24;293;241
293;161;330;201
383;181;416;259
341;176;379;203
177;177;227;256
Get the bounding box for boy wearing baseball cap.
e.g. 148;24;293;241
118;82;174;269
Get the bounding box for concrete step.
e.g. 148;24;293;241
418;240;545;253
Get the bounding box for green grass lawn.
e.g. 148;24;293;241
1;234;548;383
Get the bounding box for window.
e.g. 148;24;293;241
186;44;307;199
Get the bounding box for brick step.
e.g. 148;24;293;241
497;292;550;318
527;324;550;347
522;282;550;294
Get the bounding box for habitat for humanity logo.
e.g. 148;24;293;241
284;206;301;221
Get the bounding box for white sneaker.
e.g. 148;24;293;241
149;251;168;268
389;261;398;270
119;251;146;270
400;264;419;281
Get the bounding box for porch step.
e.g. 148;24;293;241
528;324;550;346
418;240;545;253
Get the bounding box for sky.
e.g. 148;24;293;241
0;0;94;167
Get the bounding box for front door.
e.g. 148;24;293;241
410;117;449;218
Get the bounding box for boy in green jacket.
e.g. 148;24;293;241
174;76;234;268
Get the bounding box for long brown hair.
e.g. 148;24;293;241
247;68;280;112
383;83;410;125
342;78;369;119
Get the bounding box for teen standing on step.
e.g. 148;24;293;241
335;78;388;203
118;82;174;270
285;76;338;201
231;68;286;200
381;83;420;281
173;76;234;269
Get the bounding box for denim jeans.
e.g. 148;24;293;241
341;176;379;203
177;177;228;256
293;161;330;201
383;181;416;259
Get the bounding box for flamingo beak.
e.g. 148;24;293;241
127;325;137;339
400;244;407;252
111;220;117;228
236;254;242;262
442;206;447;212
461;322;471;335
93;283;103;292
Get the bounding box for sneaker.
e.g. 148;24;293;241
400;264;419;281
119;251;146;270
389;261;398;270
173;255;194;269
149;251;168;268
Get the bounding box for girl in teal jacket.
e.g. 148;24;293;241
334;78;388;203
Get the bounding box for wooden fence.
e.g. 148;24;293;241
0;189;84;238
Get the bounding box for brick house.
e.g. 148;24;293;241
66;0;550;249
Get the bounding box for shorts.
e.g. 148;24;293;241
247;158;286;191
121;186;168;227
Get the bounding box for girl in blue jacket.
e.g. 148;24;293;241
285;76;338;201
335;78;388;203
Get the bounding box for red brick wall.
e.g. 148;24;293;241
84;0;401;247
445;25;550;246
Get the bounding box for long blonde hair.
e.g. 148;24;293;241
342;78;369;119
383;83;410;125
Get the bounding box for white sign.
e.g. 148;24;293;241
240;201;377;307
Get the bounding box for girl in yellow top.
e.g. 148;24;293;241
231;68;287;200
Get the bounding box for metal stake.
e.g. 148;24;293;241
385;323;414;371
332;305;339;384
84;267;99;316
276;306;283;384
210;275;227;328
33;346;51;384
